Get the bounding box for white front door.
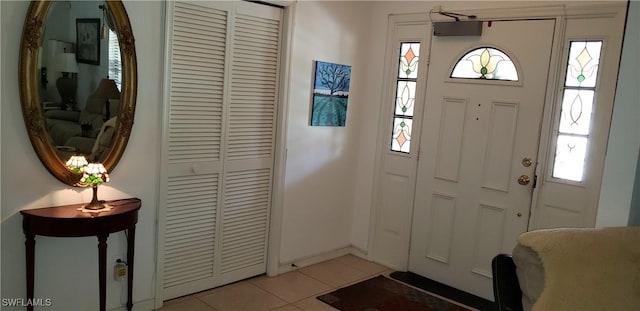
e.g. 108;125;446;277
408;19;555;299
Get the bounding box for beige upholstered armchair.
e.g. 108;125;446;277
493;226;640;311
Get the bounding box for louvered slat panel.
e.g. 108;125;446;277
227;14;280;160
164;173;218;288
220;169;271;273
168;2;226;163
163;1;282;299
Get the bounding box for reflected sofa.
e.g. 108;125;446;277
45;95;120;155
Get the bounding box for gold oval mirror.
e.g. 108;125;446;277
19;0;137;186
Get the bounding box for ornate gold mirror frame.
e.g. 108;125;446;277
19;0;137;186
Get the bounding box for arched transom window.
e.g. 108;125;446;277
450;47;519;81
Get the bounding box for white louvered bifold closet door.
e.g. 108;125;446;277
161;1;282;300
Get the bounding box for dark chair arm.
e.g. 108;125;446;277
492;254;523;311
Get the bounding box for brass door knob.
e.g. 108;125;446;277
518;175;530;185
522;157;533;167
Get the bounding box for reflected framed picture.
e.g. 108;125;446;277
76;18;100;65
310;61;352;126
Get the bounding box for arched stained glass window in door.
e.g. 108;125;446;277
450;47;518;81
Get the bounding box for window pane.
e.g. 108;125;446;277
552;135;588;182
391;118;412;153
394;81;416;116
558;89;594;135
565;41;602;88
108;29;122;90
450;47;518;81
398;43;420;79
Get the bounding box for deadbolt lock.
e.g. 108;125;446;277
518;175;531;185
522;157;533;167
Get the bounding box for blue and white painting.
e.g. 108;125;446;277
311;61;352;126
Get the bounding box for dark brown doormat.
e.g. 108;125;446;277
317;275;474;311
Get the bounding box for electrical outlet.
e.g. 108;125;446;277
114;259;127;281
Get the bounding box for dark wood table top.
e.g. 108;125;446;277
20;197;141;219
20;198;141;237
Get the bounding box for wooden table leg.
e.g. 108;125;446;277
98;234;108;311
25;233;35;311
126;226;136;311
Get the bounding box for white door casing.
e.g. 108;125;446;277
408;19;556;299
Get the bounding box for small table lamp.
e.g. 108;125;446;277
94;78;120;121
81;163;110;210
65;155;89;174
54;52;80;110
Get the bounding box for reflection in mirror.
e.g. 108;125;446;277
39;1;121;163
19;0;137;186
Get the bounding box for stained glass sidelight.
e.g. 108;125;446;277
391;42;420;153
558;89;594;135
395;81;416;116
399;43;420;79
552;40;602;182
553;135;588;182
392;118;413;153
565;41;602;87
450;47;518;81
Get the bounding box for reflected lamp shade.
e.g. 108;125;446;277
65;155;88;174
94;79;121;120
54;52;79;73
94;78;120;99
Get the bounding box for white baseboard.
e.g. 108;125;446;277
273;245;366;275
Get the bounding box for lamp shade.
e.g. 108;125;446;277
94;78;120;99
80;163;110;185
54;52;79;73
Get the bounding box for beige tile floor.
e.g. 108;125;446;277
156;255;393;311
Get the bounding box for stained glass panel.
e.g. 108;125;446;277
450;47;518;81
399;43;420;79
558;89;594;135
565;41;602;87
391;118;412;153
552;40;602;182
391;42;420;153
394;81;416;116
552;135;588;182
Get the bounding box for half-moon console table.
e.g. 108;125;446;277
21;198;141;311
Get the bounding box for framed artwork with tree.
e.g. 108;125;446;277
310;61;352;126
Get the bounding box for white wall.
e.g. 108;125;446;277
1;1;164;310
278;1;373;263
596;0;640;228
69;0;110;108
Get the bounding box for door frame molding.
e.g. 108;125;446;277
369;2;627;271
